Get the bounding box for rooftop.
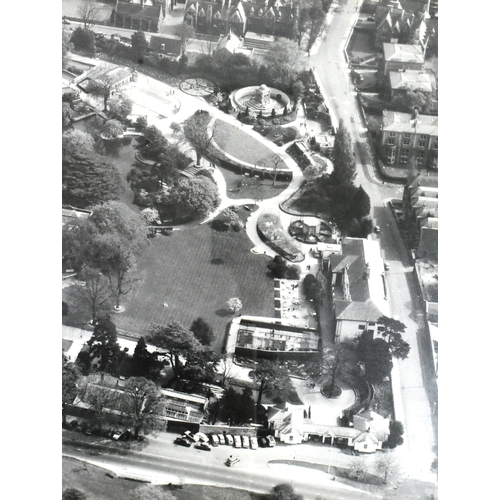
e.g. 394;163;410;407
383;43;425;64
383;111;438;135
116;1;163;21
389;70;436;92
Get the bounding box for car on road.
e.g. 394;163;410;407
250;436;258;449
174;437;192;447
225;434;234;446
233;435;242;448
373;225;381;234
225;456;241;467
241;435;250;448
194;442;212;451
266;435;276;447
209;434;219;446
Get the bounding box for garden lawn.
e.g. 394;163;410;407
110;224;275;352
213;120;288;170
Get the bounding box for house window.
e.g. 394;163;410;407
419;138;427;147
400;148;409;163
358;324;366;330
433;139;438;150
289;436;294;442
404;133;411;139
387;138;395;146
364;444;368;450
161;44;165;51
389;132;396;137
368;322;375;326
403;138;410;146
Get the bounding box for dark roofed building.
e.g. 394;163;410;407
114;0;167;33
149;34;182;58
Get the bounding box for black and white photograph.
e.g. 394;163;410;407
55;0;447;498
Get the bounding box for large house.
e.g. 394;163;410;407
114;0;167;32
389;70;436;97
183;0;298;38
379;109;438;169
325;238;390;343
379;43;425;81
374;1;430;51
149;34;183;59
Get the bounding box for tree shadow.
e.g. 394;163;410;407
216;309;234;317
211;258;225;265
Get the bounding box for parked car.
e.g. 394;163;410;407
241;435;250;448
258;437;268;447
194;442;212;451
266;435;276;447
183;430;198;442
218;433;226;445
209;434;220;446
225;434;234;446
384;262;390;271
373;225;381;234
225;455;241;467
250;436;258;449
119;430;131;442
174;437;192;447
195;432;209;443
233;435;242;448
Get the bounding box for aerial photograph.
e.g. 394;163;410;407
61;0;439;499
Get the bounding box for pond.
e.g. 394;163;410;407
73;118;140;212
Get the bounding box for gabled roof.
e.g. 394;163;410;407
336;299;385;322
390;70;435;92
353;431;380;445
383;111;438;136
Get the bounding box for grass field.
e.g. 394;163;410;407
213;120;288;170
62;456;255;500
106;224;275;352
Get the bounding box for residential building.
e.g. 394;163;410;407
374;1;430;51
183;0;297;39
114;0;167;32
78;63;135;94
149;34;182;59
379;109;438;169
389;70;436;96
62;206;93;228
325;237;390;343
215;29;243;53
380;43;425;79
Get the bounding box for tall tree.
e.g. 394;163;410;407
168;176;221;219
374;451;401;484
217;386;240;425
101;119;124;139
70;27;96;53
73;267;111;322
237;387;256;425
62;129;95;155
132;336;157;378
329;119;357;186
182;345;221;382
80;373;119;426
358;333;393;383
350;185;371;219
87;316;122;375
148;322;202;378
249;360;293;406
174;23;195;57
108;95;133;122
183;110;215;165
131;31;149;63
377;316;411;360
62;355;81;425
62;29;74;68
122;377;165;439
262;38;305;89
190;317;215;346
77;0;98;29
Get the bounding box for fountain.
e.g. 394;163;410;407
232;84;291;117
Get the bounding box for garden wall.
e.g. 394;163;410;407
235;346;320;362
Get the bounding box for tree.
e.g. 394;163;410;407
132;337;157;378
87;316;122;375
148;322;202;378
238;387;256;425
63;488;87;500
190;317;215;346
377;316;411;360
374;451;401;484
302;274;321;302
226;297;242;313
348;457;368;481
62;146;123;208
391;90;434;115
62;102;75;128
174;23;195;57
267;483;304;500
80;372;119;426
122;377;165;439
249;360;294;406
329;119;357;186
73;267;111;322
134;484;175;500
183;110;215;165
63;129;95;155
219;354;236;385
168;176;221;219
267;256;300;280
211;208;243;232
182;345;221;382
384;420;404;449
78;0;98;29
218;386;255;425
62;356;81;424
87;74;115;111
350;185;371;219
141;207;161;225
108;95;133;122
101;119;124;139
131;31;149;63
258;154;283;186
62;29;74;68
262;38;305;89
358;333;393;383
303;162;326;182
70;27;96;53
141;125;170;160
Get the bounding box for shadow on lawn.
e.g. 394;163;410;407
211;258;225;265
215;309;234;317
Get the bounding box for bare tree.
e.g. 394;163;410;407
174;23;195;57
73;267;111;323
219;354;236;386
374;451;401;485
78;0;99;29
258;154;283;186
78;373;120;427
183;110;217;165
348;457;368;481
88;74;115;112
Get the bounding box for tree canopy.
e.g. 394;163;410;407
70;27;95;53
262;38;305;89
190;317;215;346
102;119;124;139
168;176;221;219
108;95;133;122
267;255;301;280
218;386;255;425
183;110;215;165
131;30;149;63
377;316;411;360
249;359;294;406
134;484;175;500
87;316;122;375
329;119;357;186
266;483;304;500
63;488;87;500
358;333;393;383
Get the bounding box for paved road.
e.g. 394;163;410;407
310;0;438;482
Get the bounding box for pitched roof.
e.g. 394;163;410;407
216;30;242;53
383;111;438;136
416;226;438;260
116;2;163;21
149;35;182;55
383;43;425;64
336;299;385;322
389;70;436;92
